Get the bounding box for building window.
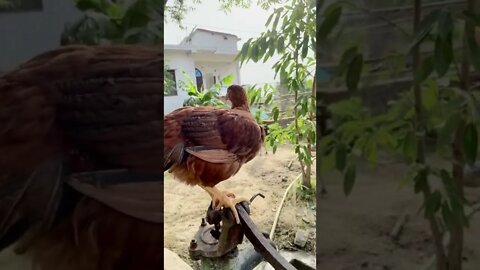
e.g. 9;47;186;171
0;0;43;12
195;68;204;91
165;69;177;96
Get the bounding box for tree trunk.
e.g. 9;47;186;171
315;1;327;194
303;157;312;188
447;1;474;269
292;35;310;189
449;124;465;270
412;0;447;269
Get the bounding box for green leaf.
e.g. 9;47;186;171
365;138;378;165
318;5;342;40
441;203;454;230
278;36;285;53
464;122;478;165
265;92;273;105
272;107;280;122
251;45;260;62
339;46;358;76
399;165;420;190
321;150;335;173
281;12;289;30
75;0;102;12
439;112;460;144
346;53;363;92
335;144;347;171
413;169;427;194
343;165;356;196
121;0;152;28
301;34;309;59
259;38;268;61
237;43;249;62
437;11;453;41
433;35;453;77
425;190;442;217
265;12;275;27
422;79;438;110
273;8;284;28
376;128;397;149
106;3;122;19
403;132;418;162
221;74;234;85
268;37;276;58
408;9;441;52
309;29;316;48
466;34;480;72
439;169;469;226
460;11;480;26
416;56;434;83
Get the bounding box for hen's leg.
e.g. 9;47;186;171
199;185;248;224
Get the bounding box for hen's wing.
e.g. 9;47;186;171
163;107;264;171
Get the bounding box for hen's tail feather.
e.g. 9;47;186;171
0;159;72;251
164;142;185;171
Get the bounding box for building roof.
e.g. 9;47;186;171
180;27;241;44
165;27;239;55
193;28;240;39
164;44;238;55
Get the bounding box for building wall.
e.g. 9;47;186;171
0;0;81;72
194;61;240;96
182;30;238;53
164;50;197;114
164;50;241;114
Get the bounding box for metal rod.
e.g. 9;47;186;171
237;205;296;270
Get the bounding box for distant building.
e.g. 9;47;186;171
164;28;242;114
0;0;81;72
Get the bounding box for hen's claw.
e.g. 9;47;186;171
201;186;248;224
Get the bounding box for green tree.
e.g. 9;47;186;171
61;0;169;101
319;1;480;269
164;0;284;26
0;0;13;8
239;0;318;189
61;0;163;45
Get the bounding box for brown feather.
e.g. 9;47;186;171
163;85;265;187
28;198;163;270
185;148;238;164
0;45;164;269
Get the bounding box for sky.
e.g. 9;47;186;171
164;0;280;85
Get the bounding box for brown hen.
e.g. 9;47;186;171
0;45;164;270
164;85;265;223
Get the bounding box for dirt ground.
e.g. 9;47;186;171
317;157;480;270
0;146;315;270
164;146;317;269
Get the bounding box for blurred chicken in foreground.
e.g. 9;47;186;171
0;45;164;270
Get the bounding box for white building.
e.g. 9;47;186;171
164;28;242;114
